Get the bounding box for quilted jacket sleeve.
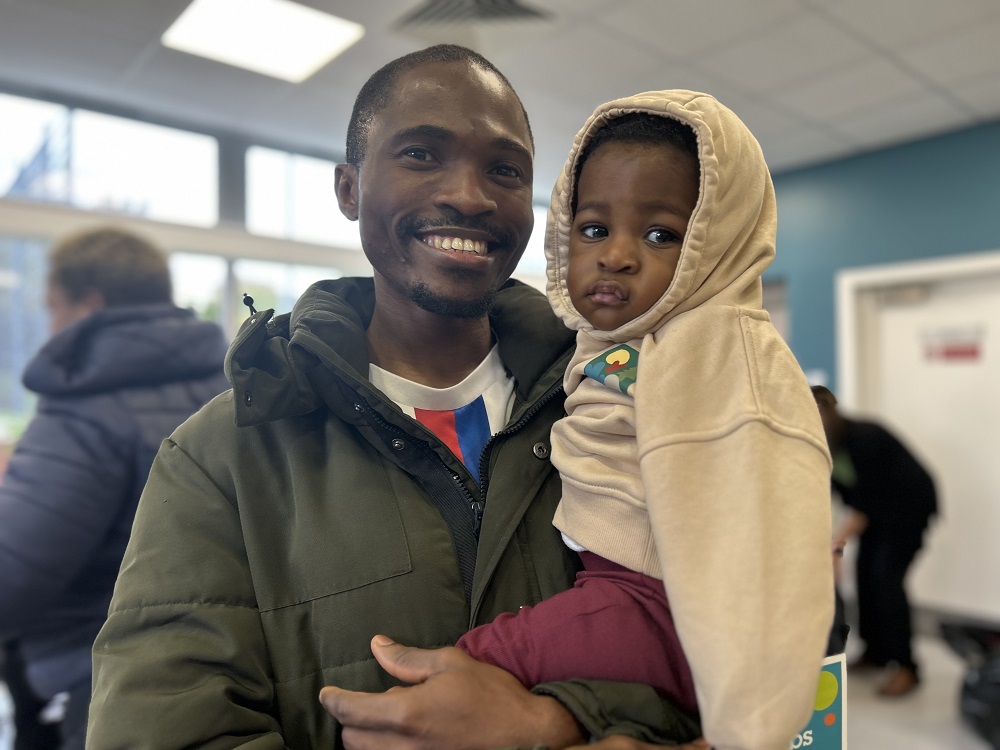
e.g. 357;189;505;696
0;398;133;638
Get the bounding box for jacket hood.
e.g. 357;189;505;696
23;304;229;397
545;89;776;342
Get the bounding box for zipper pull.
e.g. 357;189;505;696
471;500;485;540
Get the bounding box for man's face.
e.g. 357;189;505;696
338;61;534;318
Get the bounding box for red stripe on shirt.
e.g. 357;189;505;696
414;407;464;463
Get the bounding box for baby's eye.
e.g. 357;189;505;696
645;228;681;244
581;225;608;239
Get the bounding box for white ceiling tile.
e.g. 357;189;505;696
0;4;153;86
759;124;856;173
698;13;875;93
808;0;1000;46
600;0;805;59
779;57;926;121
122;47;292;113
530;0;627;21
830;90;974;149
488;23;664;104
950;70;1000;120
15;0;188;36
898;18;1000;86
721;95;803;140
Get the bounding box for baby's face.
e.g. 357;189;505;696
567;140;699;331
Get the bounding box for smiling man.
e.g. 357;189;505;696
87;46;703;750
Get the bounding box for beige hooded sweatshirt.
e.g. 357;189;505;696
545;90;835;750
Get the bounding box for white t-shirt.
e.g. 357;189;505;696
369;345;515;478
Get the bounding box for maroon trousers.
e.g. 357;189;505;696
456;551;698;715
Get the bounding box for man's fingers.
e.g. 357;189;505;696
369;634;463;685
320;685;402;731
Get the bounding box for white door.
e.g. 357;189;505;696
840;253;1000;623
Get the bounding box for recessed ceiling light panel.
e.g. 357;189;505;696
162;0;364;83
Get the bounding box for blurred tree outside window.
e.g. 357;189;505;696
0;93;219;228
0;93;70;203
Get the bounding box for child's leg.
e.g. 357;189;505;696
456;551;698;715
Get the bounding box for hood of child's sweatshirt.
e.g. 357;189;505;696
545;89;776;343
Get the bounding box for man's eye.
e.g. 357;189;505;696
402;147;433;161
646;228;681;244
492;163;522;179
581;225;608;239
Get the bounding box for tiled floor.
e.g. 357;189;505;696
846;635;991;749
0;635;993;749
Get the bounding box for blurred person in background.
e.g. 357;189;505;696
0;226;230;749
812;385;938;698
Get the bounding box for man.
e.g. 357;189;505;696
0;226;230;749
812;385;937;698
87;46;704;749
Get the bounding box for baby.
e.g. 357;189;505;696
458;90;835;750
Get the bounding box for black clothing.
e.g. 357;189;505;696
831;419;937;539
831;418;937;671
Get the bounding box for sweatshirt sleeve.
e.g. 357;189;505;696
641;420;833;750
635;314;834;750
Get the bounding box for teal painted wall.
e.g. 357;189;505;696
769;121;1000;392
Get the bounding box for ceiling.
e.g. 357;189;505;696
1;0;999;199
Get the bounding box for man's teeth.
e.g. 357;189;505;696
423;235;487;255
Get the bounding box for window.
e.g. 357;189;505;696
0;235;50;444
246;146;361;250
231;258;340;328
0;94;218;227
0;93;70;203
71;111;218;226
515;205;550;278
170;252;229;327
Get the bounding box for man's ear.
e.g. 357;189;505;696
335;163;359;221
81;288;106;314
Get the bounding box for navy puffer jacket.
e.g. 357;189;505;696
0;303;230;698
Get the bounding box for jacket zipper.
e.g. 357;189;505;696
359;381;565;540
474;382;565;522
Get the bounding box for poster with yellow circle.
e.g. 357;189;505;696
790;653;846;749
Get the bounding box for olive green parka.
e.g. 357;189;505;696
88;278;699;748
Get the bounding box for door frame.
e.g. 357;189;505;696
837;249;1000;411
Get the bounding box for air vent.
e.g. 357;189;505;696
396;0;548;25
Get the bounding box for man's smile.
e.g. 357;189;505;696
420;234;488;256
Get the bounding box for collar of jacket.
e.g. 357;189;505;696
226;277;576;428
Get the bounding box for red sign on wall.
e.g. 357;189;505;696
923;326;984;362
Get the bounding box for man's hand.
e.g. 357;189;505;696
319;635;586;750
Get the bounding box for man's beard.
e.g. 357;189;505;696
408;277;498;319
